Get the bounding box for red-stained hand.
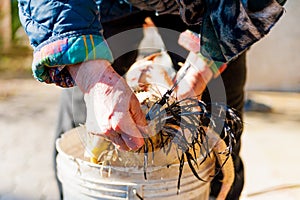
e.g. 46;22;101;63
68;60;148;151
176;31;213;100
175;59;213;100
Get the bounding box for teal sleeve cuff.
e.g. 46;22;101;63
32;34;114;87
197;53;227;78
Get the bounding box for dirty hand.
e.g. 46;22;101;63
176;31;213;100
175;56;213;100
67;60;148;151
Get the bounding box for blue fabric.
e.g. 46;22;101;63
18;0;102;49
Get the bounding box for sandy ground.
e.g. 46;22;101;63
241;92;300;200
0;78;300;200
0;79;61;200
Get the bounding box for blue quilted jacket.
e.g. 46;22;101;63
18;0;286;87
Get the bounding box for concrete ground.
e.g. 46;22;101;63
0;79;300;200
241;91;300;200
0;80;61;200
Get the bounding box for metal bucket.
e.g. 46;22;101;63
56;127;215;200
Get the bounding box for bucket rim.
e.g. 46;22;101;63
56;134;215;174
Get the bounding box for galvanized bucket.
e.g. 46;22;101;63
56;127;215;200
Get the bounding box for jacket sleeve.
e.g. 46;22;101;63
200;0;286;62
129;0;286;63
18;0;113;87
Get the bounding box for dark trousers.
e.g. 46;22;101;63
55;12;246;200
205;53;246;200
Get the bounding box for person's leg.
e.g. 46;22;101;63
54;87;86;199
150;14;200;70
203;52;247;200
102;12;147;76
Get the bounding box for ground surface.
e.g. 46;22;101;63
0;79;61;200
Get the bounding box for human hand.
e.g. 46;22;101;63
175;53;213;100
176;30;211;100
67;60;148;151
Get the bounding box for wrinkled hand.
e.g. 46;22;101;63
68;60;148;151
176;30;213;100
175;58;213;100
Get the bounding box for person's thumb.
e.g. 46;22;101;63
129;94;153;138
129;94;147;126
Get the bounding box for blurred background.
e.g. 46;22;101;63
0;0;299;199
